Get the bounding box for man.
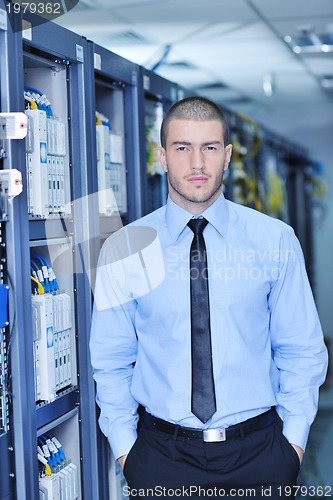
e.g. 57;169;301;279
90;97;328;498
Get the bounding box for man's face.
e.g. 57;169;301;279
158;119;232;214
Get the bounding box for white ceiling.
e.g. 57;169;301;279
56;0;333;150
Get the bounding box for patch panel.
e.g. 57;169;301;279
31;250;74;404
96;114;113;215
96;111;127;215
109;132;125;214
25;89;67;218
32;294;56;403
25;108;49;217
32;290;74;403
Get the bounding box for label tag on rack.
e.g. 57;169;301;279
0;112;28;139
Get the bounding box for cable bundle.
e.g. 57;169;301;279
24;86;53;117
30;253;58;295
38;433;67;476
38;433;78;499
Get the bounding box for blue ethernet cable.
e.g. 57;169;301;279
24;87;45;113
24;86;53;117
44;435;61;466
44;433;65;463
31;254;50;293
31;254;60;293
32;254;59;292
30;265;41;294
44;260;59;292
24;85;43;96
38;437;55;470
39;436;57;470
30;260;46;294
31;255;50;293
31;254;54;291
36;255;53;286
37;451;52;477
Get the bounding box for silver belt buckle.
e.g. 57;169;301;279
203;428;226;442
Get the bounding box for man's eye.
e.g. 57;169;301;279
205;146;216;151
177;147;188;151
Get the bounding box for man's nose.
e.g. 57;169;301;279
191;148;204;171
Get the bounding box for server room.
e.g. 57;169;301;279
0;0;332;499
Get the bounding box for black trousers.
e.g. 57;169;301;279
123;416;300;499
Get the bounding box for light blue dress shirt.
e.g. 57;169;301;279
90;194;328;460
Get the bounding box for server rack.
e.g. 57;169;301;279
227;112;266;213
0;6;15;497
256;132;315;287
138;68;178;215
284;153;316;286
0;6;326;498
0;3;36;497
85;40;142;498
226;112;316;282
1;9;101;498
87;42;142;229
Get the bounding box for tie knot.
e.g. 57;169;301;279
187;218;208;235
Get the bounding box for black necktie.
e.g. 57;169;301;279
187;218;216;423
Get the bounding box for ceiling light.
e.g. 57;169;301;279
262;73;275;97
284;30;333;53
321;76;333;89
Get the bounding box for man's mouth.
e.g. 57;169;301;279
187;175;209;185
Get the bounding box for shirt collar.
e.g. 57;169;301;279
165;193;229;242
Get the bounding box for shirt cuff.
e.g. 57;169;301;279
282;415;310;451
109;426;138;460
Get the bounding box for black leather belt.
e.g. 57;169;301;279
142;409;275;442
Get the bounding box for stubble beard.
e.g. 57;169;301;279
168;174;223;205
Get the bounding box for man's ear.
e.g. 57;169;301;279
223;144;233;171
158;147;168;173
